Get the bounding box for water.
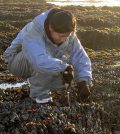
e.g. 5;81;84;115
47;0;120;7
0;82;27;90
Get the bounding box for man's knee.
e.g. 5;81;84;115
8;51;31;78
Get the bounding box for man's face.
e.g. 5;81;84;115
49;25;71;45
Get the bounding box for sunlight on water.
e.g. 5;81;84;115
0;82;27;90
47;0;120;7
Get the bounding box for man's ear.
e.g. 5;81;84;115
49;24;53;32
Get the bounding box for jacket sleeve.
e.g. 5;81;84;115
23;22;68;74
70;35;92;81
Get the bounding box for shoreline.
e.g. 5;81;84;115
47;1;120;7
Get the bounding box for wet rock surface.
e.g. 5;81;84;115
0;1;120;134
0;49;120;134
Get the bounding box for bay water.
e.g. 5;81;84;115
47;0;120;7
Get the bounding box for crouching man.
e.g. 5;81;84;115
3;8;92;104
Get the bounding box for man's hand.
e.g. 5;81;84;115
62;65;74;84
76;81;91;102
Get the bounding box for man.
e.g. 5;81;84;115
3;8;92;104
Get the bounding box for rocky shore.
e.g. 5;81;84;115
0;2;120;52
0;1;120;134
